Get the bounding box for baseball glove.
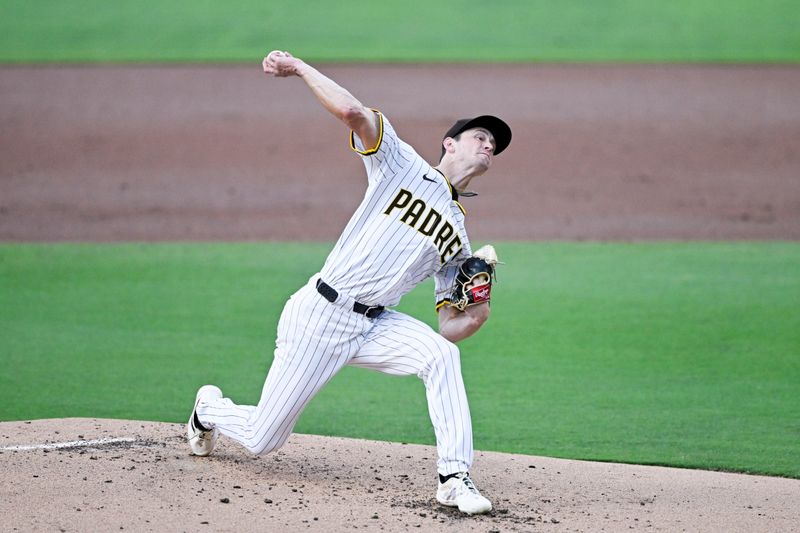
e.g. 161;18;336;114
450;245;501;311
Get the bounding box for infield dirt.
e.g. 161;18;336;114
2;418;799;533
1;64;799;241
1;64;799;532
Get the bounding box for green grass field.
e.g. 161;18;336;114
2;242;798;478
1;0;799;63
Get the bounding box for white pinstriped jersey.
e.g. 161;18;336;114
196;111;480;478
319;111;471;308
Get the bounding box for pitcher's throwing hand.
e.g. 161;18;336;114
262;50;301;77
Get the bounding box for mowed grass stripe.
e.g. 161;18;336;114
1;0;799;63
1;242;798;477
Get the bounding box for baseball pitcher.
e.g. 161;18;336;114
187;50;511;515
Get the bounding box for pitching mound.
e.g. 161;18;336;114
1;419;797;532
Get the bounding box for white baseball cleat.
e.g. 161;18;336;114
187;385;223;456
436;472;493;515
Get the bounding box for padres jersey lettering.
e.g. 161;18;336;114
383;188;464;264
320;112;471;307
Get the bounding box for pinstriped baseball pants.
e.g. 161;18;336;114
197;277;474;476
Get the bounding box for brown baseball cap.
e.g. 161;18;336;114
440;115;512;158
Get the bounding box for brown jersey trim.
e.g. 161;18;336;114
432;168;466;215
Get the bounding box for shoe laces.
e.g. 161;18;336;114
454;472;479;494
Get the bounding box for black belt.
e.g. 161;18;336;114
316;279;385;319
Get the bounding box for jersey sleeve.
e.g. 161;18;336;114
434;263;459;312
350;111;407;186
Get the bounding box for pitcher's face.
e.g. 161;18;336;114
454;127;496;171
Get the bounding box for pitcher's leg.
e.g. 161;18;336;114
425;337;473;475
196;284;365;455
350;311;473;475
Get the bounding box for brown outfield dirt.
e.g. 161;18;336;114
1;64;799;241
2;419;799;533
2;65;800;531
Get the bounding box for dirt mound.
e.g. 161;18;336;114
1;418;797;532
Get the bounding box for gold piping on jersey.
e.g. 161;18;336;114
433;168;455;198
433;168;466;216
349;109;384;155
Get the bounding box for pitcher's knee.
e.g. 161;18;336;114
432;338;462;371
243;425;290;455
245;434;287;456
248;441;279;456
